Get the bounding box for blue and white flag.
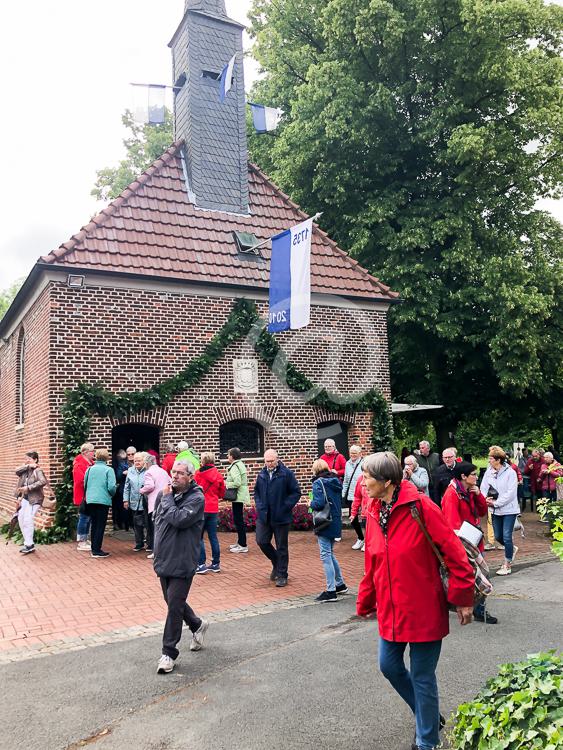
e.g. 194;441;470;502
249;103;283;133
219;54;236;102
268;218;312;332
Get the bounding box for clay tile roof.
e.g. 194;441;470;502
40;142;399;302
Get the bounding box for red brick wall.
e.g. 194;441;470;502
1;278;391;527
0;286;53;528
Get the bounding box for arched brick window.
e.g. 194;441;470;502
16;328;26;425
219;420;264;458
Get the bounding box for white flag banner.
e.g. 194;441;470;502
268;218;312;332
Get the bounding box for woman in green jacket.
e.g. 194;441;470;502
85;448;117;558
226;447;250;553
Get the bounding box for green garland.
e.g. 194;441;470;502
42;299;391;541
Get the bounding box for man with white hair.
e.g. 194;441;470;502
416;441;440;498
433;447;458;506
176;441;200;472
153;459;208;675
254;449;301;587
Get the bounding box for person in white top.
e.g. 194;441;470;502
480;445;520;576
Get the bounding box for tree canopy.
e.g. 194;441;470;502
248;0;563;447
0;279;23;321
92;110;173;202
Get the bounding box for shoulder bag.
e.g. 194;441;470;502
312;479;332;535
224;462;239;502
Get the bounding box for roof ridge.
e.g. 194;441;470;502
248;162;397;298
41;142;182;263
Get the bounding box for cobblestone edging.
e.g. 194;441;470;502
0;590;358;665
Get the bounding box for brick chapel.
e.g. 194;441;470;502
0;0;398;529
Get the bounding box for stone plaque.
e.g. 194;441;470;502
233;359;259;394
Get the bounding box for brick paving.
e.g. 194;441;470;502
0;511;554;663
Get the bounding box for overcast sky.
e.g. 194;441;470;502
0;1;560;290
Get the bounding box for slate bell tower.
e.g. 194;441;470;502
169;0;249;214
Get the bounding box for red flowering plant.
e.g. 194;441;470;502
217;503;313;531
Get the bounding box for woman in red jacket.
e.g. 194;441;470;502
194;452;225;574
357;452;474;750
442;461;497;625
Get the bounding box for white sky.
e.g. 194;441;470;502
0;1;560;290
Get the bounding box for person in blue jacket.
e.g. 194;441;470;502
253;449;301;588
310;459;348;602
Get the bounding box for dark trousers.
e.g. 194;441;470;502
112;492;126;530
256;519;290;578
351;514;364;541
132;509;146;547
159;576;201;660
89;504;109;554
144;509;154;550
232;502;247;547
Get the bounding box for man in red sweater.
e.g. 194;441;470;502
320;439;346;481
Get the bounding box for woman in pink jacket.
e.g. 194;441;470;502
140;454;171;559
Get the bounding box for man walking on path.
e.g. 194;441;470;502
416;441;440;502
254;449;301;588
153;459;208;675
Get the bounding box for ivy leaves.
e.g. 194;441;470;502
452;653;563;750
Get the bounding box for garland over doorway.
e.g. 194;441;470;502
47;299;391;541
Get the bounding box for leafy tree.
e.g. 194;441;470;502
92;109;174;202
248;0;563;449
0;279;23;320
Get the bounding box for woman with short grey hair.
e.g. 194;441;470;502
357;451;474;750
403;455;430;496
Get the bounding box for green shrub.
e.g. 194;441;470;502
451;652;562;750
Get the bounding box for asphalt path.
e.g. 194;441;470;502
2;561;561;750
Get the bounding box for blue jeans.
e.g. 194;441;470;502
317;536;344;592
379;638;442;750
491;513;517;561
77;512;91;541
199;513;220;565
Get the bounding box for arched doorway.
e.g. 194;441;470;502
112;423;160;458
317;421;349;459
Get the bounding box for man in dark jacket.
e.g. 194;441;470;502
416;440;440;502
152;459;207;674
254;449;301;588
433;447;458;506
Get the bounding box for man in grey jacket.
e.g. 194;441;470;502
152;459;208;674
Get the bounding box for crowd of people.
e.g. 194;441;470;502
9;435;562;750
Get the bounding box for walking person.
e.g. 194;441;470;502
441;461;498;624
319;439;346;480
357;452;474;750
342;445;364;549
254;449;301;587
140;453;171;559
84;448;117;558
153;459;208;675
225;447;251;554
433;447;458;505
480;446;520;576
124;451;148;551
15;451;48;555
416;441;440;502
194;452;225;573
72;442;95;550
310;459;348;602
350;476;369;552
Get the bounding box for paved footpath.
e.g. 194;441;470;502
0;511;554;663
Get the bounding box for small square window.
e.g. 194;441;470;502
233;231;262;257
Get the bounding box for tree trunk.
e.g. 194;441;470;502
550;424;560;454
433;418;458;454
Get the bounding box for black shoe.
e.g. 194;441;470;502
275;577;288;588
412;715;445;750
270;568;277;581
133;545;145;552
335;583;349;594
474;611;498;624
20;545;35;555
315;590;338;603
91;551;110;558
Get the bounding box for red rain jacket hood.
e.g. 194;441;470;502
357;481;474;642
194;465;226;514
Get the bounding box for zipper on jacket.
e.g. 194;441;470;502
384;535;396;642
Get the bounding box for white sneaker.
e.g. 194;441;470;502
229;545;248;553
157;654;175;674
229;543;239;549
496;563;512;576
352;539;363;550
146;553;154;559
334;537;341;543
77;542;91;551
190;619;209;651
510;545;519;563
